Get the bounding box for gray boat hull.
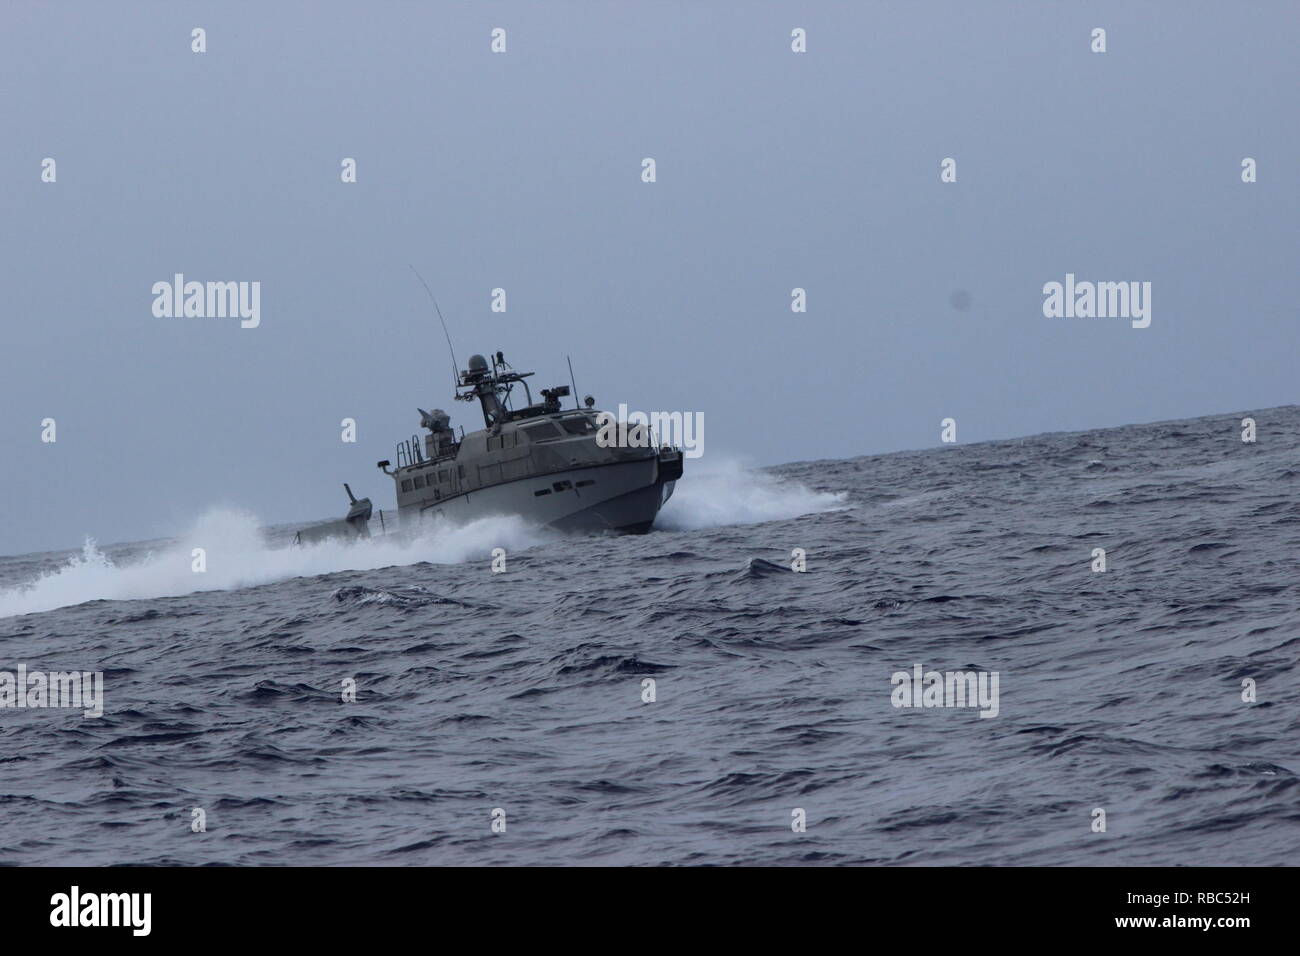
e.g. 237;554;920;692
406;457;675;534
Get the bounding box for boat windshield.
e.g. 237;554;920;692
523;421;563;442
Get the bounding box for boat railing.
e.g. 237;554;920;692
394;435;460;470
394;434;424;469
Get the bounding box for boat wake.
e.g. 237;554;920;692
0;459;838;618
655;456;846;530
0;509;552;619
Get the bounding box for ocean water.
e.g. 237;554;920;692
0;409;1296;866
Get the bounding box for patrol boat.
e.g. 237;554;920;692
297;351;683;543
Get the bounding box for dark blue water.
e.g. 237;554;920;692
1;409;1296;865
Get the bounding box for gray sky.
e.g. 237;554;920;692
2;1;1297;556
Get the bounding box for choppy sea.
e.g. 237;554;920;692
1;408;1296;865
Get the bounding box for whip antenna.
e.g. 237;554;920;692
567;355;580;409
409;264;459;388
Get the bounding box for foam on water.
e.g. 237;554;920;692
656;455;846;530
0;460;837;617
0;508;552;618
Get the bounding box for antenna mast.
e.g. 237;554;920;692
566;355;580;409
409;264;459;388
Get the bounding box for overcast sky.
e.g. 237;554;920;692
2;1;1297;555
